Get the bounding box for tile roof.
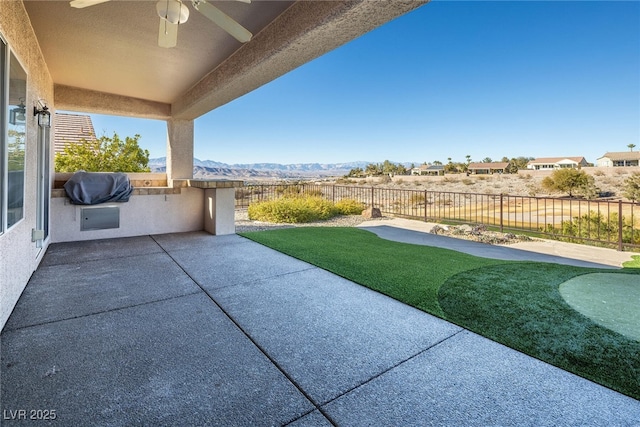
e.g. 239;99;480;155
412;164;444;170
599;151;640;161
468;162;509;169
528;157;586;164
53;113;96;153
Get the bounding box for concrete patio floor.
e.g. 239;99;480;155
1;230;639;426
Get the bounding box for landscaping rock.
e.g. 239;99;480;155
430;223;537;245
430;225;447;235
362;207;382;219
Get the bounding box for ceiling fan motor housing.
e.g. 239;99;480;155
157;0;189;25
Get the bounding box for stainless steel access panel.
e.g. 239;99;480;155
81;206;120;231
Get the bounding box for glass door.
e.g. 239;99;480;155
35;119;50;248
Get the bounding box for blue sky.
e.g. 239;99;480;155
86;0;640;165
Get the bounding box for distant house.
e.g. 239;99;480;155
596;151;640;167
467;162;510;175
526;157;588;170
53;113;96;153
411;164;444;176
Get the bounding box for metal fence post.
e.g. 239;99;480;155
500;194;504;233
424;189;428;223
618;200;623;251
371;186;375;208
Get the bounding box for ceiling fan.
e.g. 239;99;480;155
69;0;253;48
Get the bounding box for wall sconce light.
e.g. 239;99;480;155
9;100;26;125
34;104;51;128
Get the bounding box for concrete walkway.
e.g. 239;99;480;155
359;217;640;268
1;230;639;426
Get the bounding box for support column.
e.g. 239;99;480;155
190;180;243;235
203;188;236;235
166;119;194;183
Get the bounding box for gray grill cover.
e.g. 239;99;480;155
64;171;133;205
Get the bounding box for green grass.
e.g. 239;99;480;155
239;227;640;400
623;255;640;268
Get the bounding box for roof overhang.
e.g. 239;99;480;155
24;0;428;121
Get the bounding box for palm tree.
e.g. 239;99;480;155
628;144;636;152
465;154;472;164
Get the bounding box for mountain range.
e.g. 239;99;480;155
148;157;375;180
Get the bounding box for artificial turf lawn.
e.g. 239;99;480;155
623;255;640;268
239;227;640;400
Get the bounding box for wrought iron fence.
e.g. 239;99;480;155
236;183;640;251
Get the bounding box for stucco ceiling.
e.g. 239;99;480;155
23;0;427;120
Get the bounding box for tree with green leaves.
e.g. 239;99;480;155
622;172;640;202
55;133;150;173
628;144;636;152
541;168;597;198
345;167;364;178
8;129;25;172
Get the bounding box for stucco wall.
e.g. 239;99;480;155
0;1;55;331
51;188;204;243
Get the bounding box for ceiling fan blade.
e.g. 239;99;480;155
194;1;252;43
70;0;111;8
158;19;179;48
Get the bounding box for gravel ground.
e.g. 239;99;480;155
235;210;392;232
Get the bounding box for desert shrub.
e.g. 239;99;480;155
248;196;337;223
276;185;301;196
379;175;392;184
334;198;365;215
518;174;532;180
593;170;605;177
541;168;597;198
526;184;540;197
275;185;323;198
442;177;459;184
410;193;426;205
622;173;640;202
542;211;640;245
462;178;474;185
335;178;355;185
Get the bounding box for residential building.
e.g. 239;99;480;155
411;164;445;176
53;113;96;153
0;0;426;331
596;151;640;167
526;157;589;170
467;162;510;174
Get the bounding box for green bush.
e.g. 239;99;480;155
541;168;597;198
622;173;640;202
248;196;365;223
334;198;365;215
543;211;640;245
248;196;337;223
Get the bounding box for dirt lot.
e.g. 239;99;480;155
329;166;640;201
